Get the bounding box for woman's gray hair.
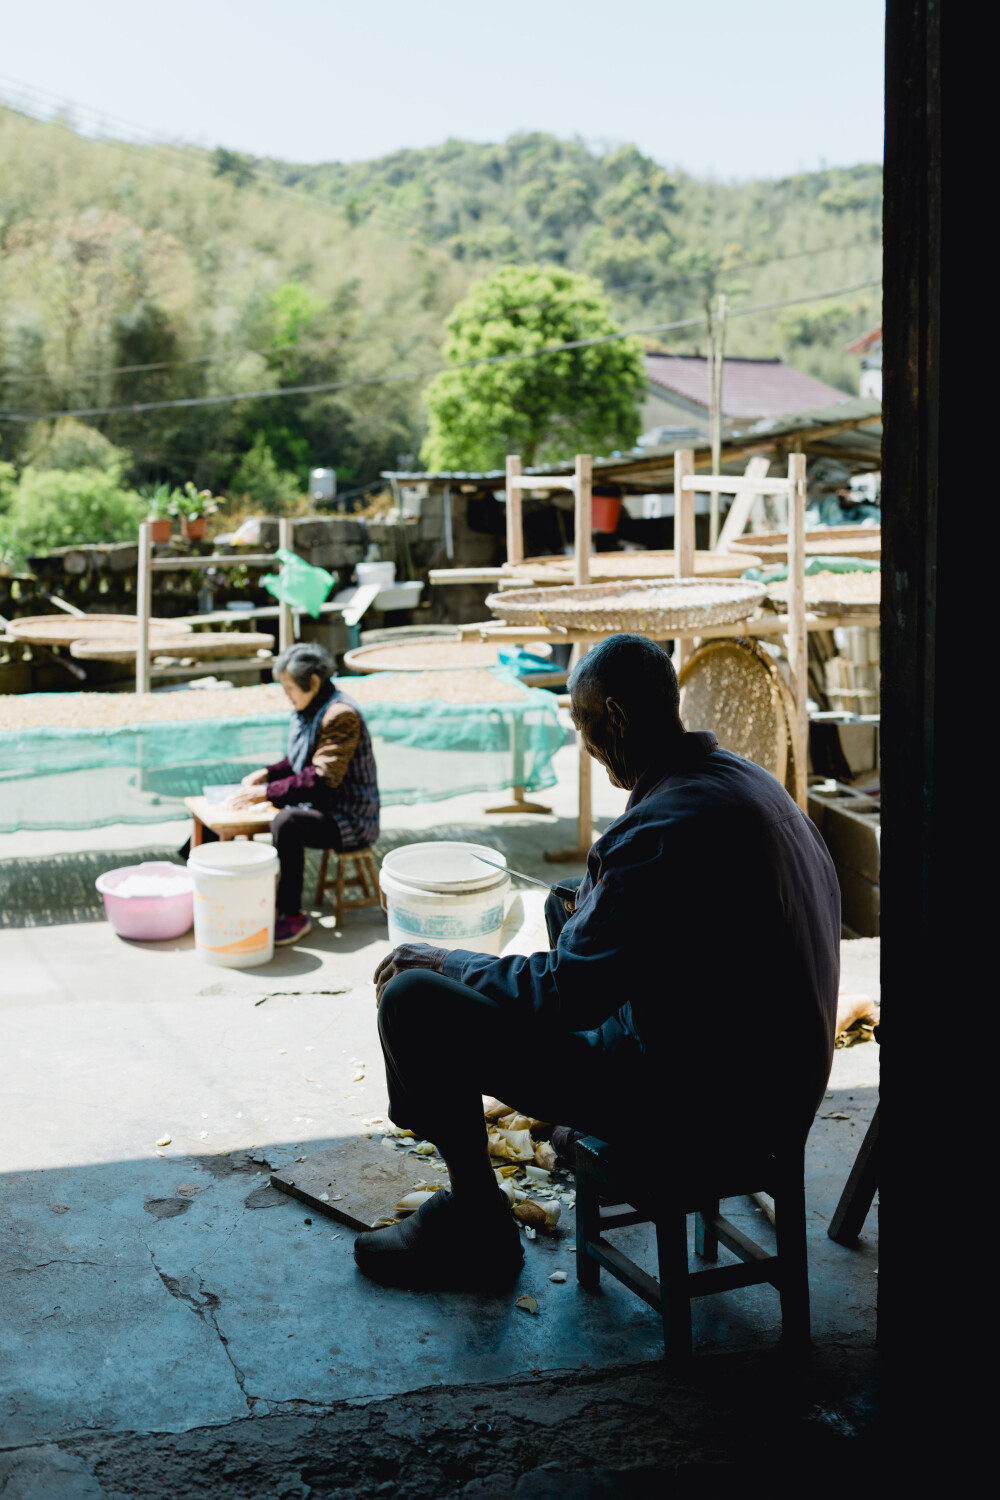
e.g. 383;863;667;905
273;642;335;690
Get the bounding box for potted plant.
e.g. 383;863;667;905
143;483;176;543
172;483;220;542
591;486;623;534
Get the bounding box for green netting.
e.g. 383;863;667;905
0;673;566;833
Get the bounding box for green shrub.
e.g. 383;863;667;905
22;417;130;476
3;467;146;556
231;435;301;513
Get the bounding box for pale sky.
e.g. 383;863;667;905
2;1;884;178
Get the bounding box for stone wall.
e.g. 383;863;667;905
0;492;504;693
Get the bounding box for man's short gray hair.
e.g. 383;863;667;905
273;642;335;690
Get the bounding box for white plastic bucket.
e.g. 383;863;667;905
356;561;396;589
188;842;279;968
379;841;510;954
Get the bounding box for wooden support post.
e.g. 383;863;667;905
136;520;152;696
673;449;696;672
708;293;727;550
545;640;595;864
505;455;524;567
277;517;294;655
786;452;808;809
574;453;592;586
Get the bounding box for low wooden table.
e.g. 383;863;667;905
184;795;277;846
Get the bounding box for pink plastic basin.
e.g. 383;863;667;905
95;861;194;941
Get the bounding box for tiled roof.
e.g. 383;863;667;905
644;353;851;420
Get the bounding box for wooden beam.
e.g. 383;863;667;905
574;454;592;587
505;455;524;566
786;452;809;809
674;448;696;671
277;517;294;654
459;611;876;644
136;521;152;696
716;456;771;552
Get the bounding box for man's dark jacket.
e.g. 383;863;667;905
442;732;840;1158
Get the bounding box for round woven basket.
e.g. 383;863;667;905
70;631;275;662
729;527;881;564
503;550;760;585
765;570;881;615
8;614;191;648
486;578;766;633
679;639;789;783
342;638;551;673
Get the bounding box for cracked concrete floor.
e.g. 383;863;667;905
0;743;880;1490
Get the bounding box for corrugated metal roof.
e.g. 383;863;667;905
644;353;851;419
383;399;882;493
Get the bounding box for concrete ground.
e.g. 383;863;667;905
0;742;880;1494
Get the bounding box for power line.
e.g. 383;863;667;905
0;279;881;425
0;238;877;388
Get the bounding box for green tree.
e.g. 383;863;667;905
2;467;145;555
420;265;646;469
231;433;301;512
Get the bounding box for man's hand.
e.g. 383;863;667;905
229;785;268;810
374;943;447;1005
241;768;269;786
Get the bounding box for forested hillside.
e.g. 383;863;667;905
0;106;881;493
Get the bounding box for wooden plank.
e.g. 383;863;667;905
680;474;794;494
136;521;152;696
687;1259;779;1297
714;1214;772;1264
336;583;381;628
270;1137;434;1232
429;567;507;585
673;449;696;671
574;454;592;588
716;456;772;552
827;1104;879;1245
150;554;280;571
466;613;878;644
277;518;294;654
588;1236;664;1312
507;476;578;492
786;453;809;809
506;455;524;566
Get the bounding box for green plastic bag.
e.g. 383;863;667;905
262;548;335;619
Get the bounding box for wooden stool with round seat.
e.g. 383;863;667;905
314;847;381;928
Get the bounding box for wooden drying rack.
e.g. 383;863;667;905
451;449;875;860
134;518;295;694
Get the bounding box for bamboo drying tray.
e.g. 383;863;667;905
343;638;550;673
503;550;761;585
7;614;192;648
344;668;527;705
679;639;789;784
729;527;881;564
765;570;880;616
0;684;288;732
70;631;275;662
485;578;766;633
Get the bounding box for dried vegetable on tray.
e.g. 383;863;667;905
486;577;766;633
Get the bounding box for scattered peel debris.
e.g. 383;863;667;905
515;1295;539;1315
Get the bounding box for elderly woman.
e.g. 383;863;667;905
231;642;380;946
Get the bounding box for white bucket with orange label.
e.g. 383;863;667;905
188;842;278;968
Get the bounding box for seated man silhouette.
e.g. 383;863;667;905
354;634;840;1290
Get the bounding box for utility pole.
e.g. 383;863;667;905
706;292;727;547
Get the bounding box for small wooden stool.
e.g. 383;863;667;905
575;1135;810;1358
315;847;381;928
